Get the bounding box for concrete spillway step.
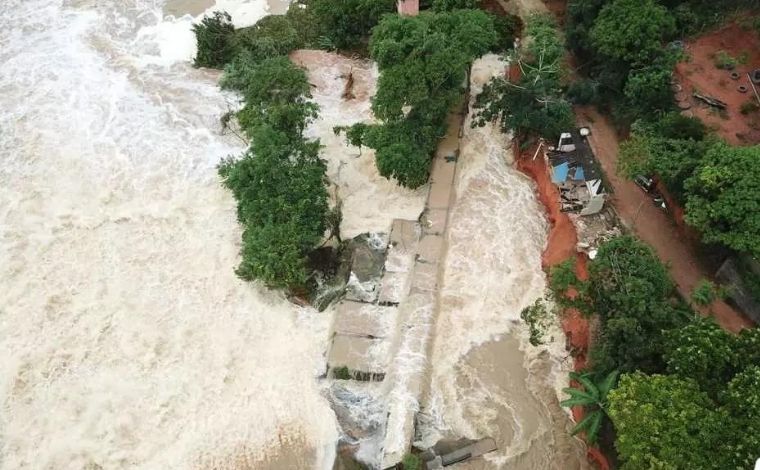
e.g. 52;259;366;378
326;220;421;383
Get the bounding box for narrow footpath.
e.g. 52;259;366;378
575;106;753;332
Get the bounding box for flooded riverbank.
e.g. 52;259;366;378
418;55;590;469
0;1;336;469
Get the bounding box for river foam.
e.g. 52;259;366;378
0;1;337;469
418;55;589;469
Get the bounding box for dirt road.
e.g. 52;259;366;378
576;106;753;333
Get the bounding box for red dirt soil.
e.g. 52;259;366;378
675;20;760;145
575;106;754;333
515;142;609;470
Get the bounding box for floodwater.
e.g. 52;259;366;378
418;55;591;469
0;1;589;469
0;1;340;469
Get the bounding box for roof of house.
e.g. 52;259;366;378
547;129;603;183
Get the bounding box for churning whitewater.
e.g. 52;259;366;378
0;1;339;469
1;2;587;469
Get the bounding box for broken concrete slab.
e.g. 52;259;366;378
333;301;397;338
350;236;387;283
417;235;445;264
427;175;454;210
378;271;410;305
421;208;448;235
328;335;389;373
408;261;438;294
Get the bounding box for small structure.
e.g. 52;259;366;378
546;128;606;216
422;438;498;469
397;0;419;15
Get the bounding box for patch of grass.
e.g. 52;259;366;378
713;50;738;70
402;453;423;470
691;279;719;306
332;366;352;380
740;101;760;115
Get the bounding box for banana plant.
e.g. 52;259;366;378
560;370;619;444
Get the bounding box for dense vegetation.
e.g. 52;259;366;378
345;9;500;188
553;236;692;375
551;235;760;467
474;13;573;141
619;115;760;257
608;320;760;469
193;9;332;290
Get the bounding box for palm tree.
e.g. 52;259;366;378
560;370;619;444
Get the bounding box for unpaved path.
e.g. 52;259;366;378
494;0;548;17
576;106;753;332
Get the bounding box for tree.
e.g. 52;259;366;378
583;236;691;374
684;142;760;256
589;0;675;67
233;15;303;64
560;370;619;443
607;372;730;470
236;222;312;288
431;0;480;11
221;56;318;137
664;317;737;397
362;10;497;188
474;14;573;140
193;11;236;68
722;366;760;469
622;64;674;117
311;0;396;50
218;125;329;289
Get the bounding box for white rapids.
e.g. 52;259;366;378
0;1;589;468
0;1;340;469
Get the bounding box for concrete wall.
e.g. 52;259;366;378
397;0;419;15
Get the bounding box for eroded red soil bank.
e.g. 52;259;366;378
515;141;610;470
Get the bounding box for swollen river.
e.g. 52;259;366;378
1;1;586;469
0;1;339;469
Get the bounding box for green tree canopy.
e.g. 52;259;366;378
193;11;236;68
233;15;304;64
684;142;760;256
311;0;396;50
474;13;573;140
359;10;497;188
589;0;676;67
607;372;730;470
583;236;691;374
664;317;737;397
219;125;328;289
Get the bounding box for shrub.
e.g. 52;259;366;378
566;79;600;105
713;50;737;70
656;112;706;140
740;101;759;115
333;366;352;380
311;0;396;50
193;11;236;68
691;279;717;305
520;298;553;346
401;453;423;470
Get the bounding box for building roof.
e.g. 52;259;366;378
547;129;603;183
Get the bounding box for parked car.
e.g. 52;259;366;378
634;175;654;193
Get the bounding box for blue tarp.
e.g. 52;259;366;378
552;162;569;183
574;166;585;181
